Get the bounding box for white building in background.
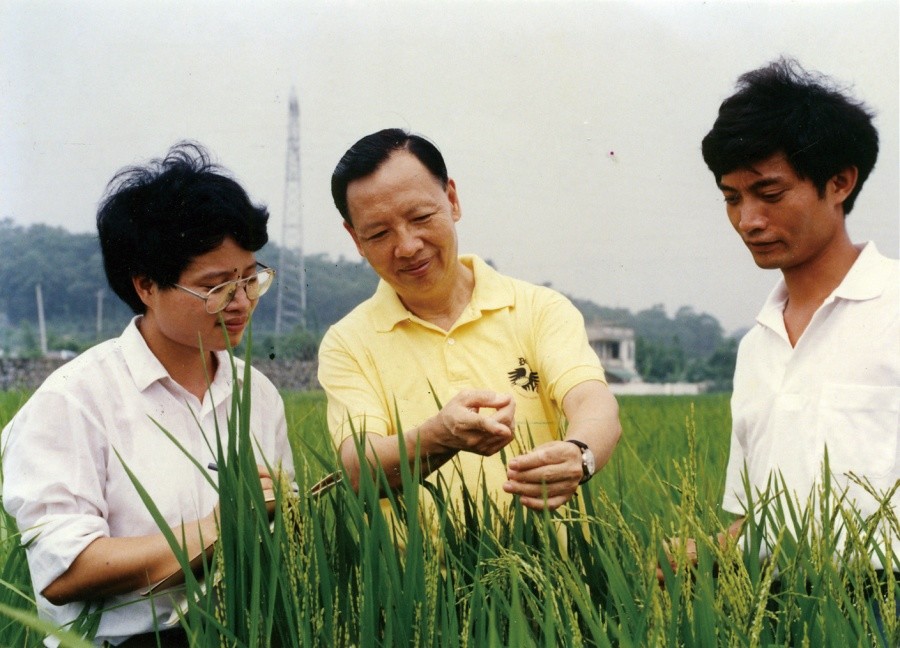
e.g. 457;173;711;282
585;323;701;395
585;324;640;384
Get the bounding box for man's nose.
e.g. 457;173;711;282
737;201;767;233
395;227;423;257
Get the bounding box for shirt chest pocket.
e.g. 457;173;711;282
819;384;900;480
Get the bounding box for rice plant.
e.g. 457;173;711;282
0;376;897;646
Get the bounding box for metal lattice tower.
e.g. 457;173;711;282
275;89;306;333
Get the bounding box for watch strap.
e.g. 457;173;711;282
565;439;592;484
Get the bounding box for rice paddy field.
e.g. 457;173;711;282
0;382;897;647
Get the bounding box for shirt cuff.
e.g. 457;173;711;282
23;514;108;594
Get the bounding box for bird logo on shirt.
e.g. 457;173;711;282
508;357;540;392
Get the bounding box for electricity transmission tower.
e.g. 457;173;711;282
275;88;307;334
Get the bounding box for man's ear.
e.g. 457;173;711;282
830;166;859;207
447;178;461;223
343;220;365;258
132;275;156;309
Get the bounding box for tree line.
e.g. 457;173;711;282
0;219;738;387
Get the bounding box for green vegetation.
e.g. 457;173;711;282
0;219;378;355
1;383;897;646
574;300;739;387
0;220;734;384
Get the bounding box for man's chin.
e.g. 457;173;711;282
749;251;786;270
752;259;783;270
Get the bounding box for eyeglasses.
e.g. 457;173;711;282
174;263;276;314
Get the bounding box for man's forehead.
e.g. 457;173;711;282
351;151;441;188
347;152;447;215
719;153;798;187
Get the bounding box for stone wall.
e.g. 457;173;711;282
0;357;321;392
253;360;320;391
0;358;70;391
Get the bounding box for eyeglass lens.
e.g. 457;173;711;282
206;270;274;313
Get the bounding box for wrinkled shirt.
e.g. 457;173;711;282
723;242;899;566
2;318;294;646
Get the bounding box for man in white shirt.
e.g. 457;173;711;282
664;58;898;578
2;142;295;646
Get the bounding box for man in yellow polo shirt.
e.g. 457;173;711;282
318;128;621;513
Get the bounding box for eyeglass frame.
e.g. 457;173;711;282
173;262;276;314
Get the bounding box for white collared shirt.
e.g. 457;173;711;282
723;242;900;564
1;317;294;646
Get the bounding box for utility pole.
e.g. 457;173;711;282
35;283;47;356
275;88;307;334
96;289;104;340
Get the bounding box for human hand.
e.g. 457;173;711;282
503;440;583;510
198;504;220;545
656;536;698;585
657;520;742;585
254;464;279;518
430;390;516;456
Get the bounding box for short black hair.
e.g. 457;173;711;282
331;128;448;224
96;141;270;314
702;57;879;215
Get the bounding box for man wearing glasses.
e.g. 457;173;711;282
1;142;294;647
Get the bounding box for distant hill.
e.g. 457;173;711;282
0;219;735;386
0;217;377;335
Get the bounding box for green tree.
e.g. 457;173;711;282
255;327;320;361
635;336;686;382
0;219;734;375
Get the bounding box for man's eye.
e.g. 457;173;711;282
366;231;387;241
723;195;739;205
761;192;784;202
413;214;432;223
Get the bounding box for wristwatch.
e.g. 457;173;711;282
566;439;596;484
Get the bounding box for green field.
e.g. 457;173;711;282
0;389;896;647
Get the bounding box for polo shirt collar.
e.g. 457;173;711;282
468;255;516;311
755;241;888;331
120;316;238;394
832;241;891;301
370;281;410;332
370;255;515;332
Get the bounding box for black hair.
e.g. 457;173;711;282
701;57;879;214
331;128;448;224
96;141;269;314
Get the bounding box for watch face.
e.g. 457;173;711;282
584;449;596;476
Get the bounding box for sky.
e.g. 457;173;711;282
2;0;897;333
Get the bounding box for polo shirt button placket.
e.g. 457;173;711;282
445;336;468;385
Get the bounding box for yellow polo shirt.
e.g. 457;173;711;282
318;254;606;509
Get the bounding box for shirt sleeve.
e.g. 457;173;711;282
273;404;296;481
2;389;110;595
531;288;608;404
721;333;756;517
248;371;296;481
721;388;749;516
317;326;392;447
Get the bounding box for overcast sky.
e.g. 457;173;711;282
2;0;897;333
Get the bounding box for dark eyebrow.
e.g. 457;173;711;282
748;178;784;191
718;177;785;193
195;261;257;283
357;220;388;237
